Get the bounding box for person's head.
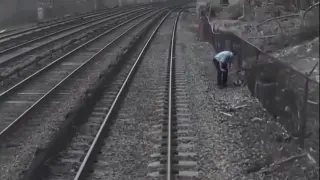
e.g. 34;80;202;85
231;50;237;56
200;10;205;17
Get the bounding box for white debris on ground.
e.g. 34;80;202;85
178;9;319;180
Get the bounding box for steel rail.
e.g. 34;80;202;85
166;6;185;180
0;14;95;42
0;4;146;41
0;7;155;67
0;4;155;46
81;3;148;21
0;8;167;140
0;19;77;41
0;9;153;98
72;7;178;180
0;7;151;55
0;8;158;83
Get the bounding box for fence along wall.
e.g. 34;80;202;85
201;17;319;164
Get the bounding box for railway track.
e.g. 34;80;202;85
26;8;170;180
0;7;163;140
0;6;162;87
0;2;198;180
0;8;116;47
0;4;181;180
12;4;196;180
149;7;198;179
83;6;198;179
0;9;106;40
0;6;144;52
0;6;154;69
0;3;150;44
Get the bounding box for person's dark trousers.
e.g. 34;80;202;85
213;58;228;87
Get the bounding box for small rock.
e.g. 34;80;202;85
251;117;262;122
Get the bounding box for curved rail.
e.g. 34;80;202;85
0;8;166;140
72;7;178;180
166;7;182;180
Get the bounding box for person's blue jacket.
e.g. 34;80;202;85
214;51;234;64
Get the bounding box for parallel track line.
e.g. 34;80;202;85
0;9;164;140
0;7;154;67
73;8;177;180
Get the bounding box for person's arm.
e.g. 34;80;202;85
226;53;233;69
219;55;228;71
219;61;226;72
228;62;232;69
228;57;233;69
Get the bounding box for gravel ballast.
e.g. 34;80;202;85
87;12;178;180
0;15;152;180
0;11;149;93
0;7;318;180
176;9;318;180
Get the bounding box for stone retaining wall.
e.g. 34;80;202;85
200;17;319;164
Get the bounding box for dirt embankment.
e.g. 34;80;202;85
205;0;319;82
197;0;319;178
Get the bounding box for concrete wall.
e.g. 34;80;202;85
0;0;37;27
201;18;319;164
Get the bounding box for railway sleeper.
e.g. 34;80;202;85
19;10;167;180
0;15;138;84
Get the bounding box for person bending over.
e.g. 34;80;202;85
213;50;237;89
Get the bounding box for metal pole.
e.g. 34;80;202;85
298;62;318;148
94;0;97;10
208;1;212;20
